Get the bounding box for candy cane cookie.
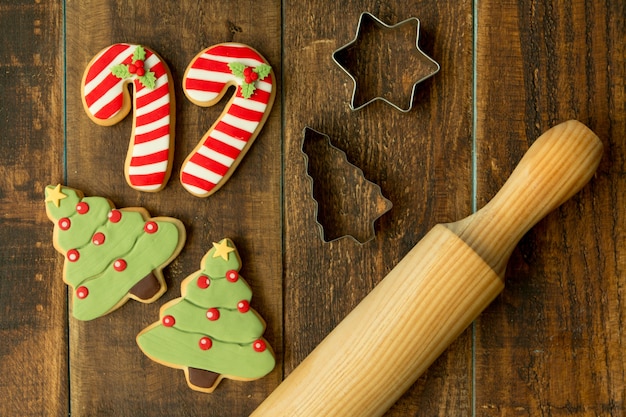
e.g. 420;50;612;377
81;44;175;192
181;43;276;198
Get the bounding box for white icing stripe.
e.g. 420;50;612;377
181;183;209;195
197;146;235;167
128;161;169;175
183;161;223;184
134;116;169;134
200;53;264;68
185;68;234;85
211;129;247;151
135;94;170;116
184;89;219;103
221;113;259;134
232;97;268;113
256;80;273;94
84;47;133;96
143;53;160;70
132;136;170;156
134;183;162;191
88;87;123;116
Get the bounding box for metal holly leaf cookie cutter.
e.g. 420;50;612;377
301;127;392;244
332;12;440;112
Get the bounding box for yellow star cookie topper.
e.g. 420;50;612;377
212;239;235;261
45;184;68;208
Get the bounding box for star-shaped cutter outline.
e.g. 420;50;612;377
332;12;441;112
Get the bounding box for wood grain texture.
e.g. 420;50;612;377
475;0;626;415
65;1;281;415
283;1;475;415
0;1;67;416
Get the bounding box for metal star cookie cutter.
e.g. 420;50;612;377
332;12;440;112
301;127;392;244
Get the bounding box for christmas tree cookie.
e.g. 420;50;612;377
44;184;186;320
137;238;275;393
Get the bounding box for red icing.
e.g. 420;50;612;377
253;339;266;352
67;249;80;262
92;232;105;246
162;315;175;327
144;221;158;234
197;275;210;289
226;270;239;282
237;300;250;313
206;308;220;321
76;202;89;214
113;259;127;271
108;209;122;223
58;217;71;230
136;67;146;77
76;286;89;299
129;63;137;74
199;337;213;350
135;60;144;68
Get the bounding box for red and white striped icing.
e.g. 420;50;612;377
181;43;275;197
81;43;174;192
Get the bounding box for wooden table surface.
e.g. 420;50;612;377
2;0;625;416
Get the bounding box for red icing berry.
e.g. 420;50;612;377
199;336;212;350
58;217;71;231
249;71;259;82
162;315;175;327
253;339;266;352
206;308;220;321
113;259;127;272
197;275;210;289
237;300;250;313
92;232;105;246
128;63;137;74
108;209;122;223
134;60;144;68
136;67;146;77
243;67;253;77
226;270;239;282
76;286;89;299
144;221;158;234
75;202;89;214
67;249;80;262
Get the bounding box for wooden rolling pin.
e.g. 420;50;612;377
252;120;603;417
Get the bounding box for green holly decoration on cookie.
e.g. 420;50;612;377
44;184;185;320
136;238;275;393
228;62;272;99
111;45;157;89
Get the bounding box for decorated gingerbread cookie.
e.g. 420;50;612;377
180;43;276;198
137;238;275;393
44;184;186;320
81;44;175;192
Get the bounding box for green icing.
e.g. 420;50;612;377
184;273;252;308
56;196;113;250
137;325;275;379
45;185;81;219
164;299;265;343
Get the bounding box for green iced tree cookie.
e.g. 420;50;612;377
44;184;186;320
136;238;275;393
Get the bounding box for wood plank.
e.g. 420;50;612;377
65;1;282;415
0;1;68;416
282;1;475;415
475;0;626;415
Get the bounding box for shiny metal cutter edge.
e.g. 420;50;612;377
301;126;393;245
332;11;441;112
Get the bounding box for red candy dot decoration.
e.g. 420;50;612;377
108;209;122;223
113;259;127;271
197;275;210;289
206;308;220;321
75;202;89;214
58;217;71;230
162;315;175;327
92;232;105;246
253;339;266;352
237;300;250;313
144;221;158;234
199;336;212;350
67;249;80;262
76;286;89;299
226;270;239;282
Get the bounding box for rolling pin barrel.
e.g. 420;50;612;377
252;120;602;417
